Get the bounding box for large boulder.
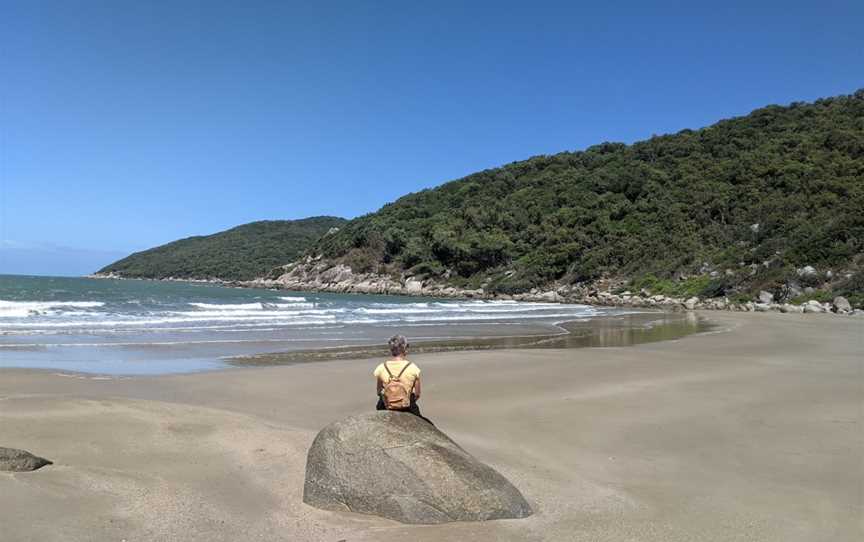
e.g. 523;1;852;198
0;447;52;472
798;265;818;277
683;297;699;310
804;300;825;313
833;296;852;313
303;412;532;524
536;290;563;302
403;278;424;294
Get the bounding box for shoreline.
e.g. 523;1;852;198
228;311;711;367
0;310;709;377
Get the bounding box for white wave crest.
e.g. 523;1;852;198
0;315;340;328
189;301;315;311
0;300;105;318
269;302;315;309
354;307;439;315
278;296;307;302
171;309;336;318
189;302;266;310
355;301;583;315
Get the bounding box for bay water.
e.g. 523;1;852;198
0;275;615;375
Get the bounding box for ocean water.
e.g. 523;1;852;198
0;275;616;375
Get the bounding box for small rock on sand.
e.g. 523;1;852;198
0;447;52;472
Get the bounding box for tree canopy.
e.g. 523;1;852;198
311;90;864;305
99;217;346;281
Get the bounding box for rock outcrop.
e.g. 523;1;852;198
241;259;862;317
246;260;558;302
303;412;532;524
0;447;52;472
233;257;864;316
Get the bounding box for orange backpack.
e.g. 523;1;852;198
381;361;413;410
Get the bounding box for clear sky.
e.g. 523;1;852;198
1;0;862;276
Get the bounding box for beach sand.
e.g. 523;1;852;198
1;311;861;541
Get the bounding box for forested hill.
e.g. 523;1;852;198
97;217;346;281
305;90;864;306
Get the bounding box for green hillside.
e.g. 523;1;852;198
98;217;346;281
310;90;864;306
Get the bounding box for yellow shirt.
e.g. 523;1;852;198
373;359;421;395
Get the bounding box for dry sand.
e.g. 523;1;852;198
0;311;861;541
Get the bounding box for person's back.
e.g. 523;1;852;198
373;335;428;421
374;358;421;408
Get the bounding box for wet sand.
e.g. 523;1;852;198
0;311;861;541
229;312;710;366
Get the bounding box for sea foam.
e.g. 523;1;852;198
0;300;105;318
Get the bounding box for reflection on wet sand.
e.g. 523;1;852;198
230;311;710;366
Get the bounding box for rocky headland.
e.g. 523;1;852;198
91;92;864;320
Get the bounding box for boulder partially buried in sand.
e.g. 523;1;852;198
0;447;52;472
303;411;532;524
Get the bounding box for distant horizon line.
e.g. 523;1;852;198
0;272;89;279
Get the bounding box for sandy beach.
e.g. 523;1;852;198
1;311;861;541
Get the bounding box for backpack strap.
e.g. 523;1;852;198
383;360;412;381
395;360;412;379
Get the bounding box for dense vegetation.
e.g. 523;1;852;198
310;90;864;306
98;217;346;281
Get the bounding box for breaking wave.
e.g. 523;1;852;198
0;277;621;375
0;300;105;318
1;295;599;335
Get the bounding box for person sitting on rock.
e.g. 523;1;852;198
374;335;429;422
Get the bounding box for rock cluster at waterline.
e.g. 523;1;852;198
244;260;862;317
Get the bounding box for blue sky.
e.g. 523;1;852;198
1;0;862;276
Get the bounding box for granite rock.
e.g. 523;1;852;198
832;296;852;313
803;300;825;314
758;290;774;304
0;447;52;472
303;411;532;524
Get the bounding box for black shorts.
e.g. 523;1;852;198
376;393;432;424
